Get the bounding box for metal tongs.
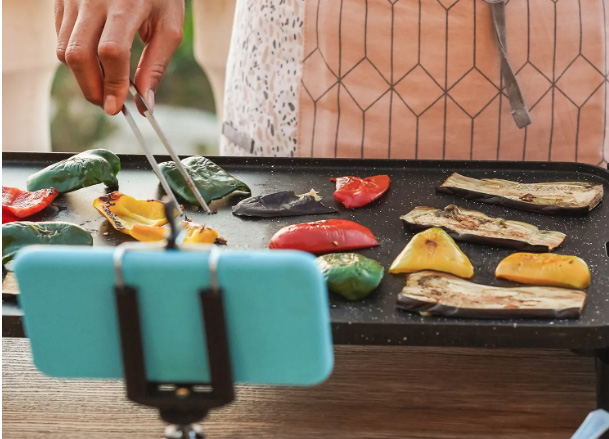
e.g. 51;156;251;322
121;78;212;215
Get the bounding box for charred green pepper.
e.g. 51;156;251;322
315;253;384;301
27;149;120;194
2;221;93;264
159;156;250;206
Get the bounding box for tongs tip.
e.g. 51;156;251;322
123;76;213;215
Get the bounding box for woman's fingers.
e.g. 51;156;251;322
54;0;184;115
63;5;106;106
54;0;64;35
98;7;145;115
134;0;184;115
133;27;183;115
55;0;78;64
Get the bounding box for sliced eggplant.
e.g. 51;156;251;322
402;205;566;252
397;271;586;319
437;173;603;215
232;190;337;218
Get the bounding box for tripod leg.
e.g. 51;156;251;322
164;424;206;439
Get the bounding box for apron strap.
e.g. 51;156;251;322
484;0;532;128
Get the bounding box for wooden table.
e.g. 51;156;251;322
3;337;598;438
2;271;602;438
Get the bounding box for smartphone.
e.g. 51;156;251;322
15;246;333;386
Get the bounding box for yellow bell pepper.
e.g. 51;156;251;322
182;219;221;244
94;192;223;244
389;227;474;279
495;252;590;289
93;192;172;241
122;220;220;243
129;224;168;242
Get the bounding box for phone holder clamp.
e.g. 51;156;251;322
113;201;234;438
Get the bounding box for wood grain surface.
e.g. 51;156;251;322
3;338;596;439
3;272;18;296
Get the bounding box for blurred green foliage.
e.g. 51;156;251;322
147;2;216;112
50;77;117;153
50;0;216;153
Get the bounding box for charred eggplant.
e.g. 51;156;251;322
402;205;566;252
397;271;586;319
437;173;603;215
232;190;336;217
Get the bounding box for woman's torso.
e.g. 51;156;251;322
222;0;609;166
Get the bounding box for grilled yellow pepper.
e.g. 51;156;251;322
93;192;170;241
182;219;220;244
389;227;474;279
93;192;222;244
495;252;590;289
129;220;220;243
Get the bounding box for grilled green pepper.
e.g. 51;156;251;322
27;149;121;194
2;221;93;264
159;156;250;206
315;253;384;301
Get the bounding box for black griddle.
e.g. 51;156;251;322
2;153;609;351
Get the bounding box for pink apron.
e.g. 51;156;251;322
297;0;609;165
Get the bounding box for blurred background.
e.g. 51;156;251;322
3;0;235;156
51;3;218;156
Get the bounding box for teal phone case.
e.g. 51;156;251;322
15;246;333;386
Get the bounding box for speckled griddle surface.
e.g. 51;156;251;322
3;153;609;348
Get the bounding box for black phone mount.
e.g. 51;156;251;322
113;201;234;438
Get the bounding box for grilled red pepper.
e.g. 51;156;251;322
331;175;390;208
2;211;19;224
2;186;59;222
269;219;379;254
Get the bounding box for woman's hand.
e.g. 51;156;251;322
55;0;184;115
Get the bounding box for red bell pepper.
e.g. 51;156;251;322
331;175;390;209
2;186;59;221
2;210;19;224
269;219;379;254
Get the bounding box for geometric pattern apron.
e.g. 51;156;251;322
298;0;609;165
222;0;608;166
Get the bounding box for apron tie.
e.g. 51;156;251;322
484;0;532;128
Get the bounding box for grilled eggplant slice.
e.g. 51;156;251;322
402;205;566;252
232;190;337;217
397;271;586;319
437;173;603;215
